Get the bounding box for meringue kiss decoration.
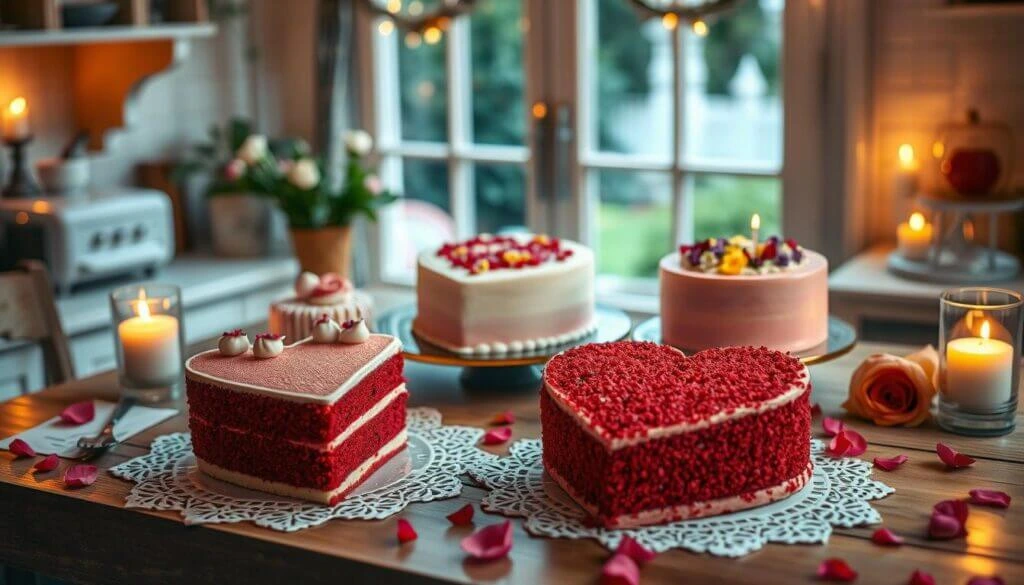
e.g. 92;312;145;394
295;271;320;298
218;329;250;356
252;334;285;359
337;319;370;344
311;315;341;343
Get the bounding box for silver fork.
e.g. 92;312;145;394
74;397;138;460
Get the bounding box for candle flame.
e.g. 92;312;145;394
932;141;944;159
898;143;915;165
909;212;925;231
750;213;761;231
980;320;990;340
136;290;151;320
8;97;26;115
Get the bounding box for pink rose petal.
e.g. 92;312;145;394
33;454;59;472
396;518;417;543
908;570;935;585
822;416;846;437
601;554;640;585
933;499;969;525
873;454;909;472
446;503;475;526
9;438;36;458
871;527;904;546
817;558;858;581
614;536;657;565
826;429;867;458
968;489;1010;509
927;513;963;540
461;520;513;561
936;442;975;469
60;401;95;425
490;410;515;425
482;427;512;445
63;464;98;488
967;577;1005;585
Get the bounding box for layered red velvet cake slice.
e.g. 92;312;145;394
541;341;812;528
185;320;405;504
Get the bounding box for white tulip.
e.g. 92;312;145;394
237;134;268;164
344;130;373;156
288;158;320;190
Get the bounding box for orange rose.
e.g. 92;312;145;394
843;345;938;427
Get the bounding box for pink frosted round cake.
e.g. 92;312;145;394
269;272;373;341
659;236;828;353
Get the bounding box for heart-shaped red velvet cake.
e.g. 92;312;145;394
541;342;812;528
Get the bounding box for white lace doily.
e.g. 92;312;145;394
469;438;894;557
110;408;485;532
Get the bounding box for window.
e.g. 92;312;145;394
358;0;787;289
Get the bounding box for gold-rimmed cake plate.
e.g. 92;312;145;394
631;315;857;366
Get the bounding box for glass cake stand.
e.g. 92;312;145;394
375;304;632;391
631;315;858;365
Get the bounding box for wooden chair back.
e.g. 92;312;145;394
0;261;74;386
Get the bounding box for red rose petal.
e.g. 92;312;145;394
63;464;98;488
968;489;1011;509
817;558;858;581
927;513;963;540
396;518;418;543
33;454;59;472
873;454;909;471
826;429;867;458
908;570;935;585
490;410;515;425
936;442;975;469
614;535;657;565
482;427;512;445
822;417;846;437
446;503;475;526
60;401;95;425
967;577;1005;585
9;438;36;458
871;527;904;546
933;499;969;525
461;520;513;561
601;554;640;585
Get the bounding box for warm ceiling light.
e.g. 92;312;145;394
692;19;709;36
423;26;442;44
408;0;423;16
377;20;394;35
386;0;402;14
661;13;678;30
531;102;548;119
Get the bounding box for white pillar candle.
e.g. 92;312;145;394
1;97;30;141
945;321;1014;409
897;212;933;261
750;213;760;250
118;295;181;387
892;144;919;220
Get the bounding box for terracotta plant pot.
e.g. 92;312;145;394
290;226;353;278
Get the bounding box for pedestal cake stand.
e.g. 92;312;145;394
632;315;857;365
375;305;632;391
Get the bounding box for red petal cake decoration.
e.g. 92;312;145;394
60;401;95;425
614;536;657;565
936;443;975;469
601;554;640;585
817;558;858;581
461;520;513;561
482;427;512;445
33;454;59;472
9;438;36;458
871;527;904;546
63;464;98;488
908;570;935;585
396;518;418;543
446;503;475;526
873;454;908;471
822;417;846;437
826;429;867;458
968;489;1010;509
490;410;516;425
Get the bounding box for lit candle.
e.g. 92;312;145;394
117;291;181;387
896;212;933;261
750;213;761;249
892;143;919;221
2;97;30;142
945;321;1014;409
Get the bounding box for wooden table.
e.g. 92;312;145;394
1;342;1021;585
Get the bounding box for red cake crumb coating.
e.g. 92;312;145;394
541;341;811;528
186;353;404;444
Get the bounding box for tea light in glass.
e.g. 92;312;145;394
110;284;185;403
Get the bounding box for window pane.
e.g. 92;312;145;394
470;0;526;146
591;0;672;157
386;159;453;279
474;163;526;234
596;169;672;278
691;175;781;242
683;0;783;168
398;29;447;142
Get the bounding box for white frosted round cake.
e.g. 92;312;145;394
413;234;595;355
659;236;828;353
269;272;373;342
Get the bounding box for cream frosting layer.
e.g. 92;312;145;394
269;291;373;341
196;429;408;504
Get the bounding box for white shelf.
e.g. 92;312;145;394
0;23;216;48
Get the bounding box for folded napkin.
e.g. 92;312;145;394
0;400;177;457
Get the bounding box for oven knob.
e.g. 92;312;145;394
111;229;124;246
90;233;104;249
132;225;146;242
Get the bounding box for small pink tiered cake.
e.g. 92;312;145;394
269;272;373;341
185;321;405;504
541;341;812;528
660;235;828;352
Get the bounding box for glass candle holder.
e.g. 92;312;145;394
110;284;185;403
937;287;1022;436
